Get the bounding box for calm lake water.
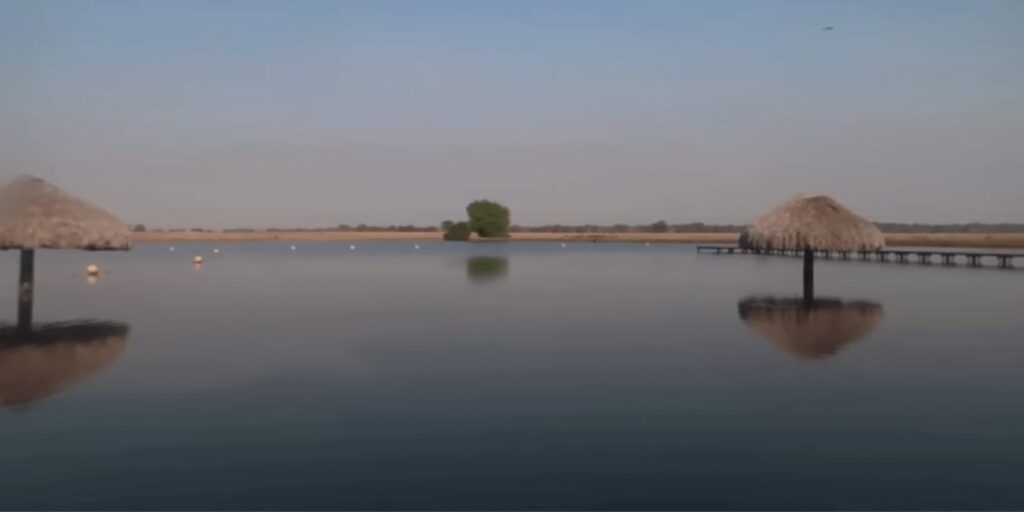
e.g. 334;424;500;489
1;242;1022;510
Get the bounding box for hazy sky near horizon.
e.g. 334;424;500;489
2;0;1022;227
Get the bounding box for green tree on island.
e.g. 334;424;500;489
467;200;510;238
443;221;472;241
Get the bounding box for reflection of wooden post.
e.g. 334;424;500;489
802;248;814;304
17;249;34;333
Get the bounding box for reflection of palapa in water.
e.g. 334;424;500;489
465;256;508;283
738;297;882;360
0;321;129;408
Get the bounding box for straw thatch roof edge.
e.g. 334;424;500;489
740;195;884;252
0;175;132;250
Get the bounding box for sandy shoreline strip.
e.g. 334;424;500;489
133;231;1024;249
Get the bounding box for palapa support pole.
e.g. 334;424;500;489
17;249;34;333
802;248;814;305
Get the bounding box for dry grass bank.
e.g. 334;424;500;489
134;230;1024;248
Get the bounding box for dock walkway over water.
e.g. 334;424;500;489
697;246;1021;269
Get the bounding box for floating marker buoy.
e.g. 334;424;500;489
85;264;100;276
213;248;220;254
290;245;296;250
193;255;203;264
169;246;175;251
414;244;420;250
349;245;356;250
645;242;651;246
561;243;566;248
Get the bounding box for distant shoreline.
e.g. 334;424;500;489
133;231;1024;248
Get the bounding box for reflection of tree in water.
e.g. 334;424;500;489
465;256;509;284
0;321;130;409
738;297;883;360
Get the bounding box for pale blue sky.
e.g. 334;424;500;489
2;0;1022;227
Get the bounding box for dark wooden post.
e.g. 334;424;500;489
802;248;814;304
17;249;34;333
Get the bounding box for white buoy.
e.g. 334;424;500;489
561;243;566;248
213;248;220;254
290;245;297;251
645;242;651;246
169;246;175;251
85;264;100;276
414;244;420;250
193;255;203;264
349;245;356;250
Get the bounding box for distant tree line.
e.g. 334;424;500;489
874;223;1024;234
509;222;746;234
140;222;1024;234
512;222;1024;234
227;225;441;233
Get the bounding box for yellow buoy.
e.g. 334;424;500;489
85;264;100;276
193;255;203;264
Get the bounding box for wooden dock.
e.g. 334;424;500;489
696;246;1021;269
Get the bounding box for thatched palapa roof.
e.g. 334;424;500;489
0;175;132;250
738;297;883;360
0;321;129;408
740;195;884;252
